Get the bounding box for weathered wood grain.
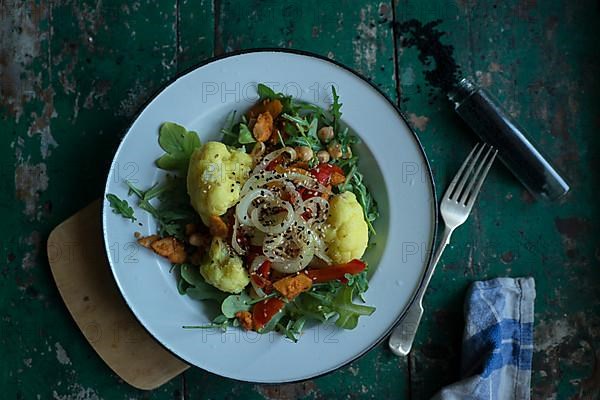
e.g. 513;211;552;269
1;0;598;398
395;0;600;398
1;0;183;398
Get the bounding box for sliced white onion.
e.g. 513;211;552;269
249;230;265;246
253;147;296;174
236;188;274;225
233;153;335;274
262;233;288;262
271;239;315;273
251;255;269;272
312;233;333;265
301;197;330;225
282;181;304;211
250;142;266;165
241;170;331;197
284;172;332;194
250;200;295;235
231;218;245;255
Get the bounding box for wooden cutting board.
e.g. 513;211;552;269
47;200;189;390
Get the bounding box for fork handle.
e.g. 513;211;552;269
388;226;453;356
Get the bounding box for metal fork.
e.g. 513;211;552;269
388;143;498;356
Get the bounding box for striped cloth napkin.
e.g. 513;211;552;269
433;277;536;400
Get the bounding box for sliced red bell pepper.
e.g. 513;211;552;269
310;163;345;185
265;155;285;171
252;297;285;329
250;260;272;290
304;259;366;283
251;274;270;289
258;260;271;277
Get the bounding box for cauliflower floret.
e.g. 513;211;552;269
200;237;250;293
324;191;369;263
187;141;253;225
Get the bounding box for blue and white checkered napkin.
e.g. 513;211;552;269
433;277;536;400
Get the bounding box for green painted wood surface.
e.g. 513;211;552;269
1;0;598;398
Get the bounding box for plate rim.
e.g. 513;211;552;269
102;48;438;384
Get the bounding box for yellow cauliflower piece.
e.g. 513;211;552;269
187;142;253;225
200;237;250;294
324;191;369;264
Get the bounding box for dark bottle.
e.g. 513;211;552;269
448;78;570;201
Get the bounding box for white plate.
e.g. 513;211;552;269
103;50;436;383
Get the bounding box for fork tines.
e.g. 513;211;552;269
447;143;498;206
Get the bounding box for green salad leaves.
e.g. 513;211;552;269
107;83;379;342
156;122;201;172
106;194;136;221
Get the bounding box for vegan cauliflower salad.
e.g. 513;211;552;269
106;84;379;341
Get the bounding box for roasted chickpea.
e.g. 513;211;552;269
295;146;313;162
318;126;335;143
327;141;343;160
316;150;330;163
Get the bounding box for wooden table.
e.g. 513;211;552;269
2;0;598;398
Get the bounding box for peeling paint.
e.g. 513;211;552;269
28;86;59;159
489;62;503;72
555;217;591;240
0;1;49;121
500;251;514;264
52;383;100;400
535;318;576;352
579;349;600;399
352;5;378;74
408;113;429;131
475;70;493;88
348;365;359;376
15;161;49;220
83;80;111;110
54;342;71;365
21;231;41;270
255;381;317;400
116;80;153;117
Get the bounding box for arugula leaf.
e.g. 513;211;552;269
183;314;231;331
220;111;239;146
156;122;201;172
177;275;190;295
277;317;307;342
345;269;370;302
294;283;375;330
180;264;227;302
331;285;375;329
335;159;379;235
106;194;136;221
127;177;198;240
331;86;342;134
257;83;277;99
238;123;256;144
281;114;323;152
350;170;379;235
256;83;298;114
221;292;252;318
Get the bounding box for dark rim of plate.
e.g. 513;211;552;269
100;48;438;385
